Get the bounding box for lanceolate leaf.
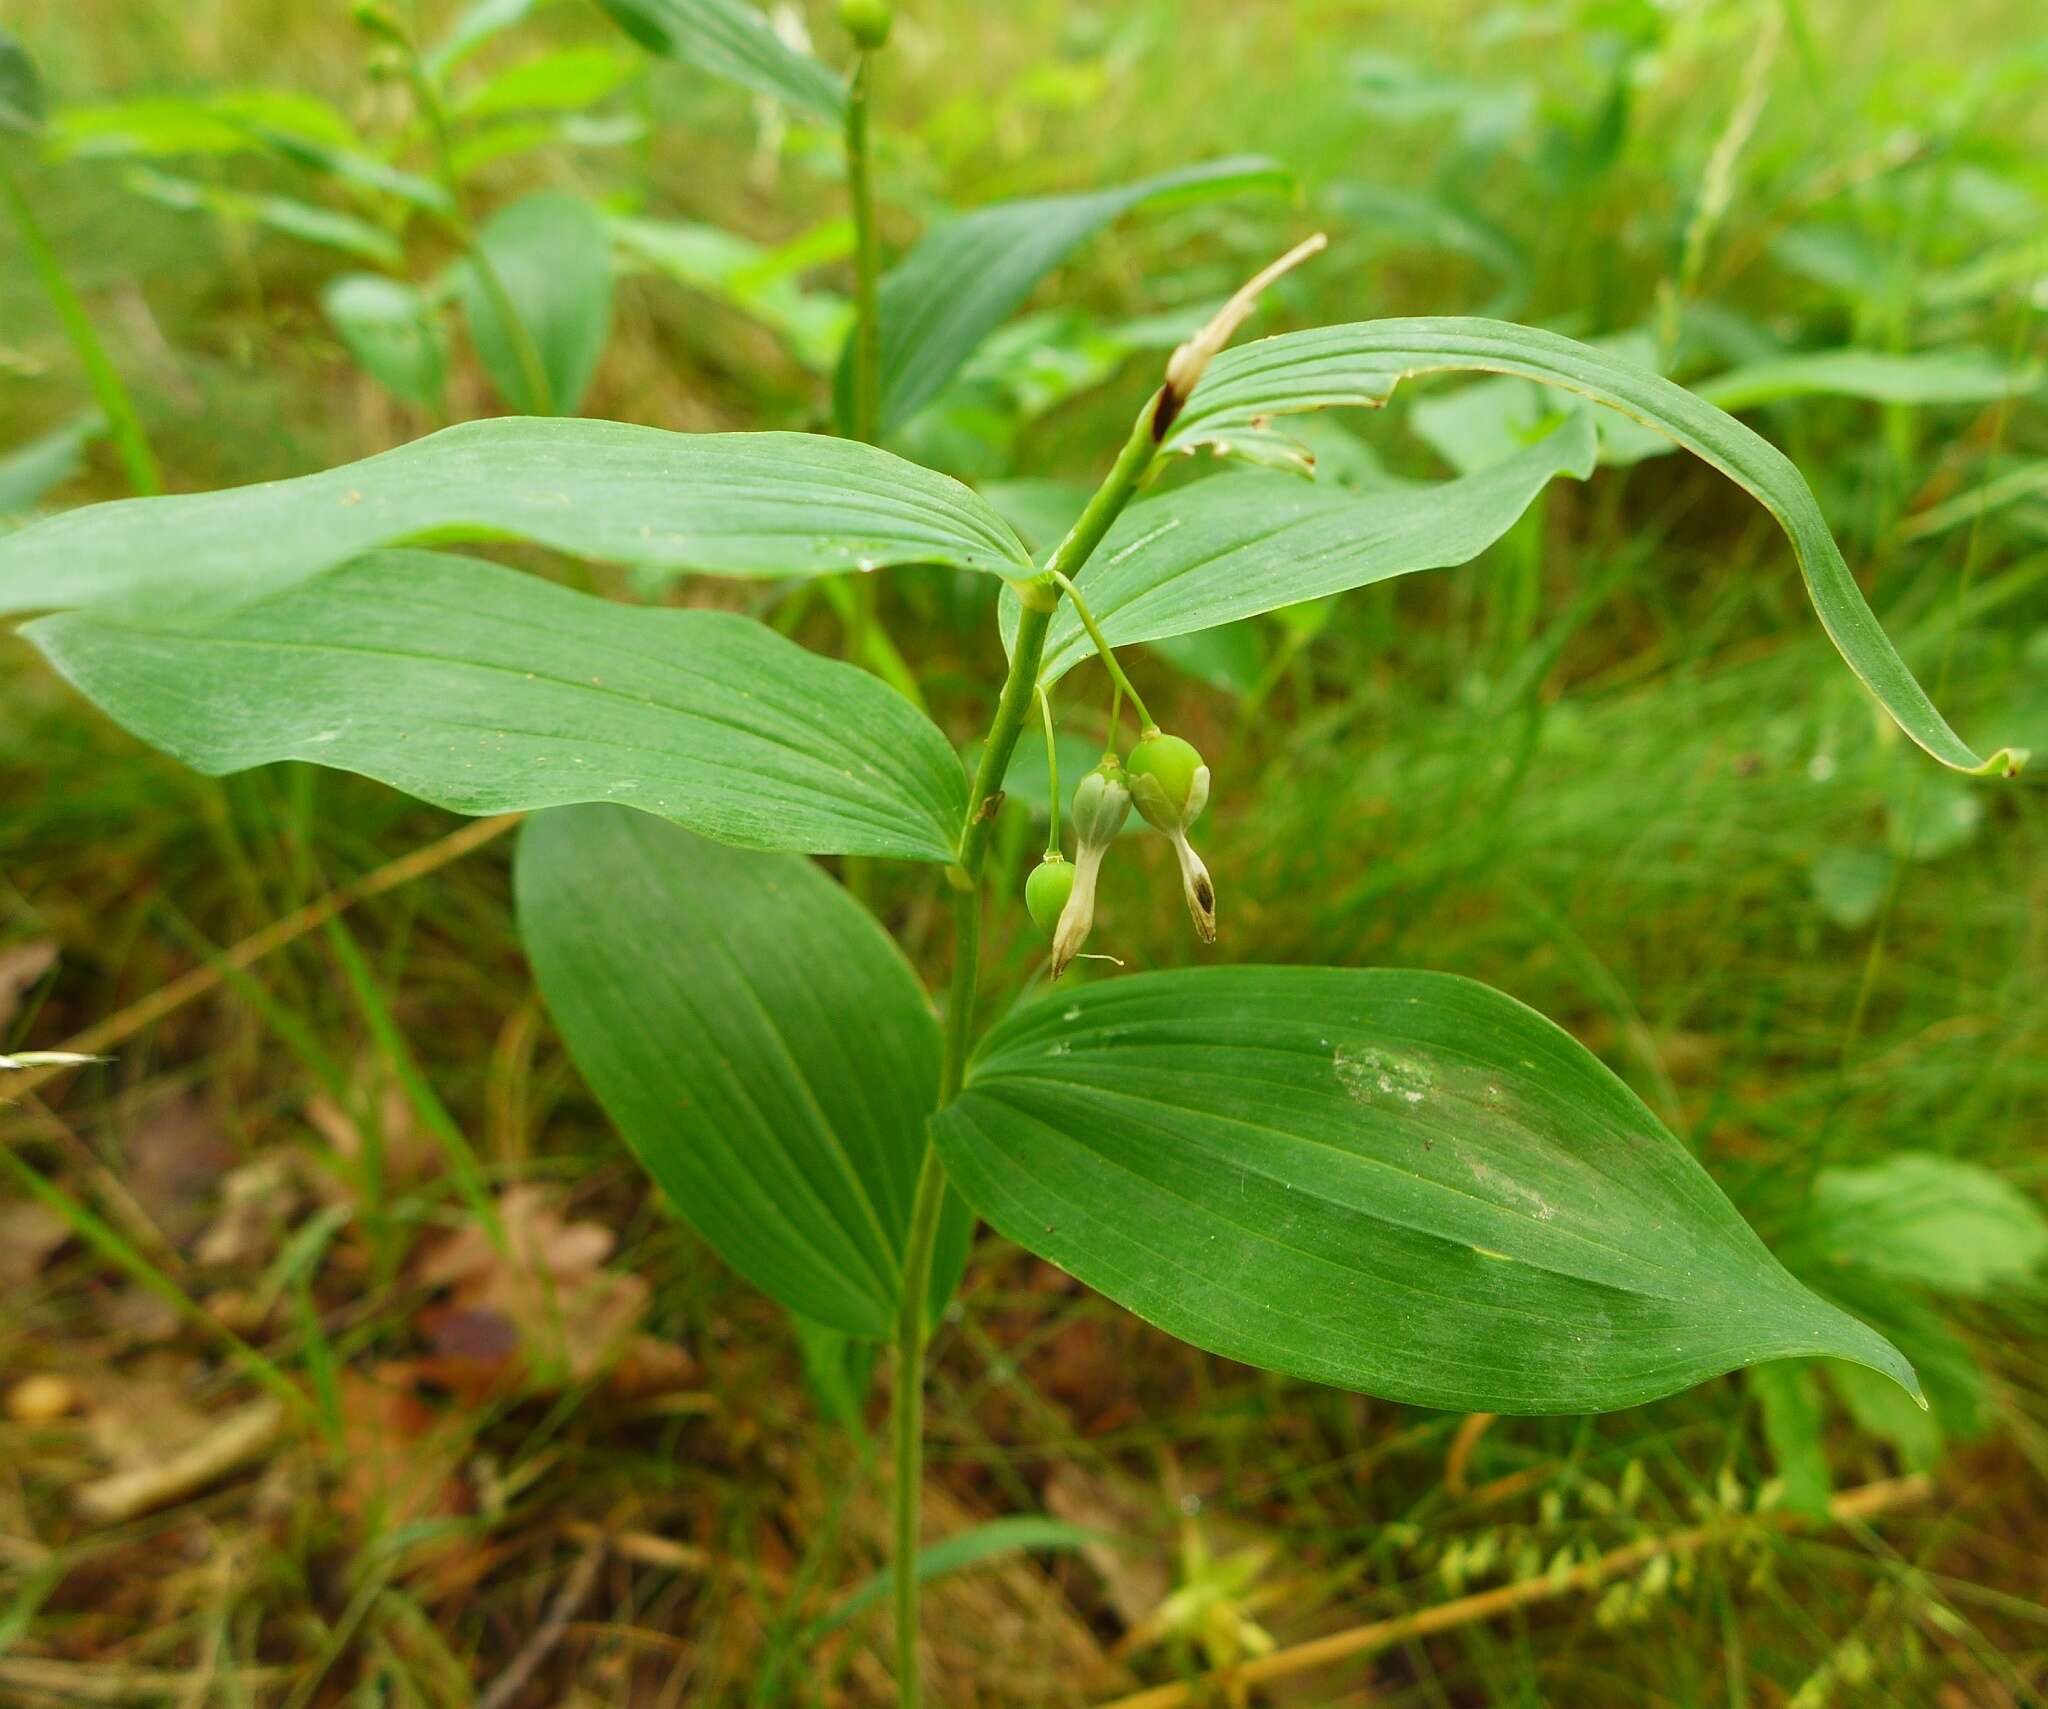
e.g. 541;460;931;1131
842;157;1291;435
804;1518;1111;1641
1749;1362;1831;1519
1031;415;1596;683
456;43;640;120
124;169;406;266
518;807;968;1337
1416;346;2043;477
26;550;968;863
0;417;1032;618
932;967;1919;1414
0;413;102;518
1807;1153;2048;1298
48;89;361;160
596;0;845;122
612;215;850;371
322;274;448;409
0;27;46;135
1697;347;2042;412
464;191;614;413
1164;318;2024;777
428;0;543;81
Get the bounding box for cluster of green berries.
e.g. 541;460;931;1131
1028;731;1215;978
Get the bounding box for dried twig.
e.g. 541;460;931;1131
0;1658;290;1704
475;1537;607;1709
1441;1411;1496;1499
1093;1475;1934;1709
563;1521;792;1593
74;1398;290;1524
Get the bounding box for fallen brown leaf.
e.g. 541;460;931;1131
412;1185;662;1397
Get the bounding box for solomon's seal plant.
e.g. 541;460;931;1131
0;19;2027;1707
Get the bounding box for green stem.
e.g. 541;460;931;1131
403;45;555;415
1038;686;1061;856
845;51;884;446
2;159;163;496
1044;389;1172;587
889;388;1168;1704
1048;567;1154;732
839;46;887;911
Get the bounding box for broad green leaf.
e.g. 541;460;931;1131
1818;1268;1991;1443
450;111;649;177
1826;1360;1942;1473
979;478;1091;557
1807;845;1892;929
0;413;101;519
0;417;1032;619
26;549;968;863
124;167;405;266
464;191;613;412
612;214;850;371
1886;774;1984;862
428;0;548;81
1166;318;2026;778
1146;622;1266;697
842;157;1291;435
247;126;452;212
932;967;1918;1414
791;1312;875;1428
596;0;845;122
1809;1153;2048;1298
804;1518;1111;1641
0;28;44;135
1696;348;2041;412
1427;346;2046;472
48;89;360;160
1748;1363;1830;1519
1029;416;1595;683
1409;331;1668;476
322;274;448;409
517;807;966;1337
456;43;640;119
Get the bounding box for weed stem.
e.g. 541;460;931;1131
2;160;163;495
401;39;555;414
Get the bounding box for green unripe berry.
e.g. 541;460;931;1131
1126;731;1209;834
1025;855;1074;937
838;0;893;49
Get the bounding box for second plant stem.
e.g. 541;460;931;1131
889;390;1169;1705
840;45;889;905
2;160;163;496
401;40;554;415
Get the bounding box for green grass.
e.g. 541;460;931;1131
3;0;2045;1703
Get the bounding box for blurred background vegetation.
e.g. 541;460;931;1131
2;0;2044;1703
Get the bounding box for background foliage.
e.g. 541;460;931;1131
2;0;2043;1704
